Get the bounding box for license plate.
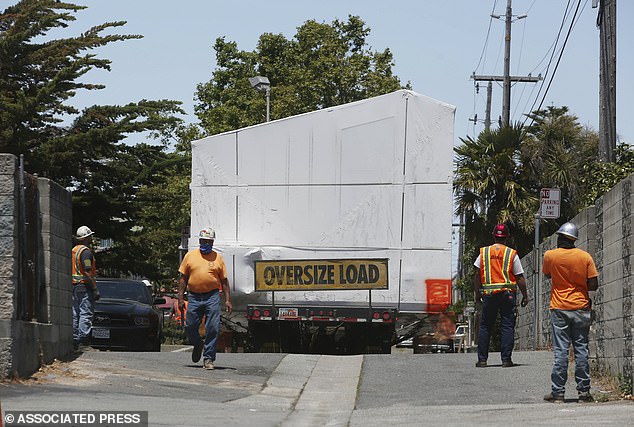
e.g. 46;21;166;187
278;308;299;319
92;327;110;339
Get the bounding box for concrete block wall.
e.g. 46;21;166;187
38;178;73;360
0;154;72;378
594;175;632;383
515;250;537;349
516;173;633;390
0;154;18;378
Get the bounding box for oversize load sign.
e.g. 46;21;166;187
254;259;389;291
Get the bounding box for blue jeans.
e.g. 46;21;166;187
550;309;592;394
185;290;221;362
478;291;516;362
72;284;95;344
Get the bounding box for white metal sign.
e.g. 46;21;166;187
540;188;561;219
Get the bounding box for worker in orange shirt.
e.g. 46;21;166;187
542;222;598;403
178;228;232;370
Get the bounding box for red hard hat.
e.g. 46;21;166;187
493;223;509;238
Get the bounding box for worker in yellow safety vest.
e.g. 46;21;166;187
71;226;100;351
473;223;528;368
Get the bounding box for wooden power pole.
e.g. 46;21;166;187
595;0;617;163
472;0;541;128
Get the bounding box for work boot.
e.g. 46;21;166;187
578;391;594;402
203;359;215;370
192;342;203;363
475;360;487;368
501;360;516;368
543;392;565;403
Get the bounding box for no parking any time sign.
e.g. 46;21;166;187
540;188;561;219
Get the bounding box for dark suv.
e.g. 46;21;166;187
91;278;165;351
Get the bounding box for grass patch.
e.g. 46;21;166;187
590;363;634;402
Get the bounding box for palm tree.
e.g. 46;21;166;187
523;106;598;222
454;124;537;256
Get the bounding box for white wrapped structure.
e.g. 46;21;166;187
190;90;455;315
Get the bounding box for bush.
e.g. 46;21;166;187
162;318;187;345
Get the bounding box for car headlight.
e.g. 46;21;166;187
134;316;150;326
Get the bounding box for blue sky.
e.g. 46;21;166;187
53;0;632;147
39;0;631;274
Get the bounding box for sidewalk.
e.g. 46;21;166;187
1;350;631;426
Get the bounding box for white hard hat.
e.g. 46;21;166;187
556;222;578;241
75;225;94;239
198;227;216;240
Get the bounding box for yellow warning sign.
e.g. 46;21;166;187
254;258;389;291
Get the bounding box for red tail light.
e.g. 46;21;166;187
263;309;270;317
372;312;380;319
252;309;261;318
382;312;391;320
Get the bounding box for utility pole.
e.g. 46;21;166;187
595;0;617;162
485;81;493;131
502;0;512;127
472;0;541;128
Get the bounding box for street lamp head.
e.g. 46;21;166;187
249;76;270;92
249;75;271;122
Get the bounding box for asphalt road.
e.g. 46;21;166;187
1;348;632;426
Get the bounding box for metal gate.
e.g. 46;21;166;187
16;156;41;321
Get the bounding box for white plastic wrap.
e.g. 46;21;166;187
190;90;455;312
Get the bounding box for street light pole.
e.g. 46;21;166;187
249;76;271;123
265;86;270;122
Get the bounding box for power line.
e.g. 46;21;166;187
472;0;498;136
522;0;585;126
474;0;499;74
522;0;573;123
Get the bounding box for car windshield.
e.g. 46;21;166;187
96;281;151;304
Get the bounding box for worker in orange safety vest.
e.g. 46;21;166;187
473;223;528;368
71;225;100;351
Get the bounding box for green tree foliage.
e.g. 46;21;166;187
580;142;634;205
195;15;408;135
0;0;185;280
454;124;536;254
453;106;631;300
108;124;201;282
523;106;599;221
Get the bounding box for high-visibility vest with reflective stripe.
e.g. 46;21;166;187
479;244;517;295
72;244;96;285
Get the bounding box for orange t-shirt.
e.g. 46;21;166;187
178;249;227;293
543;247;598;310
